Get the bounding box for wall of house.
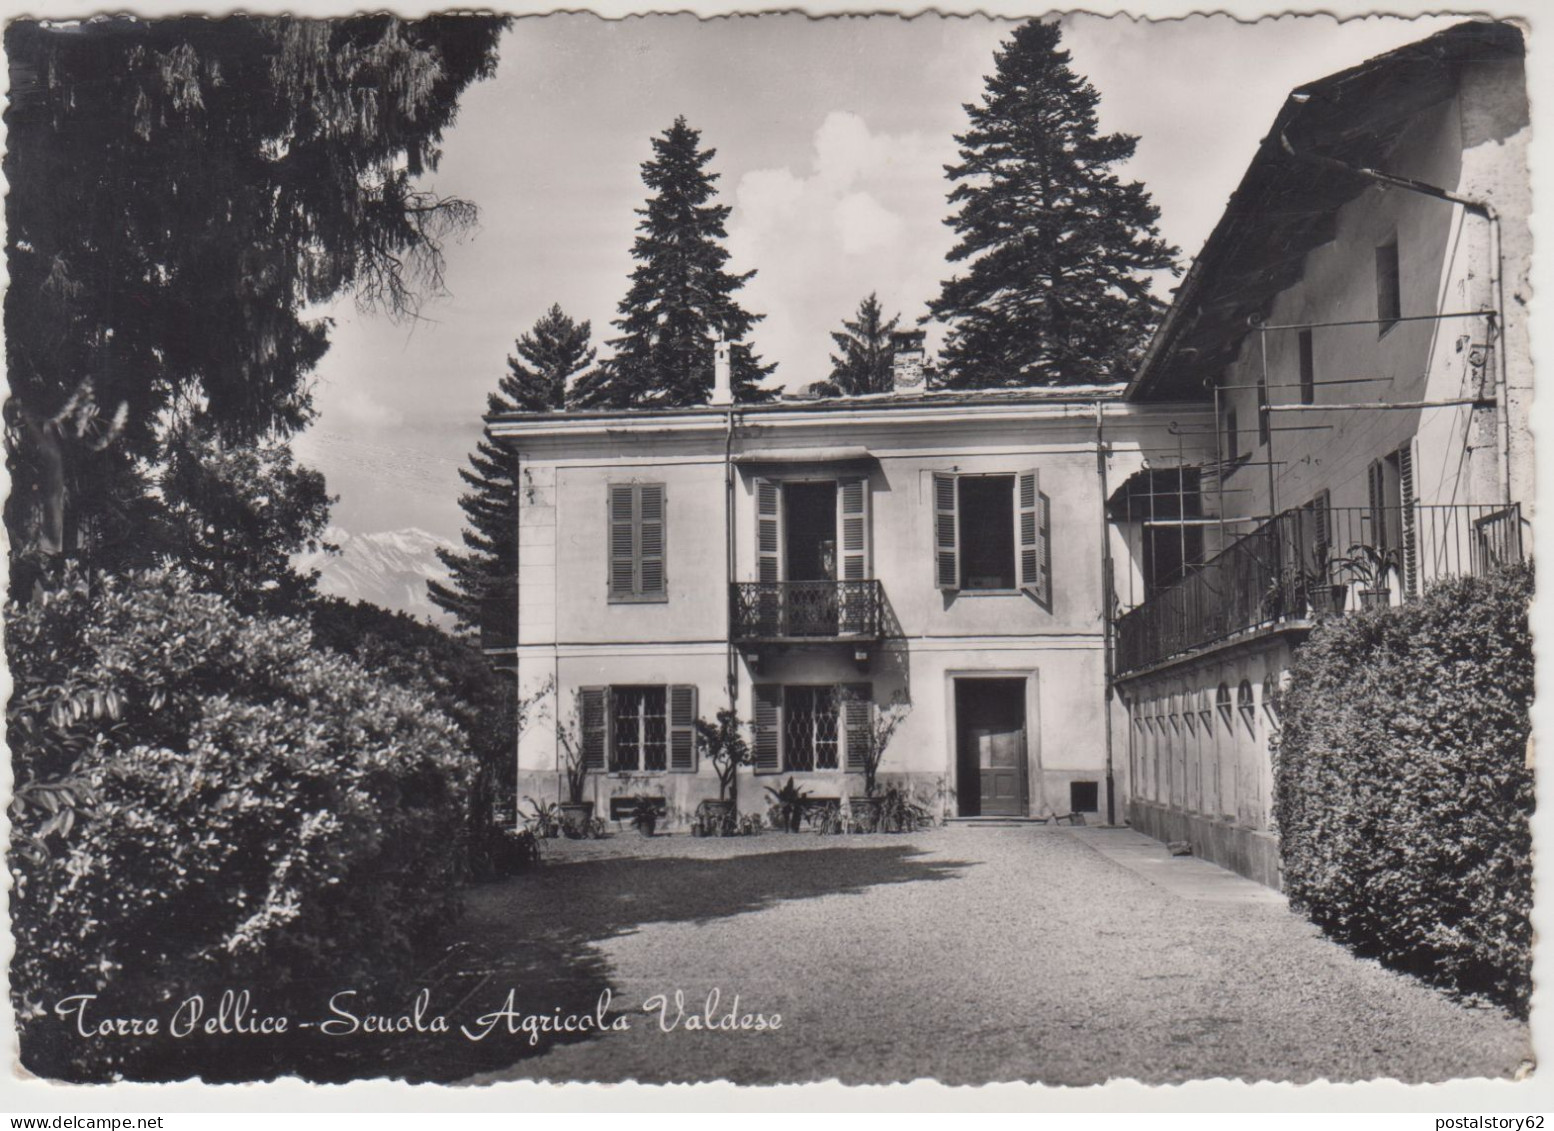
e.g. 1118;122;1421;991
504;401;1189;827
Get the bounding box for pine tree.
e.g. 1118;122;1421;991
822;293;901;396
927;20;1179;388
430;305;594;637
571;117;774;408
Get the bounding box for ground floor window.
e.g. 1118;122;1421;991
754;683;871;774
612;685;667;772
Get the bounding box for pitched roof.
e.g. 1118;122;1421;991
1125;19;1525;403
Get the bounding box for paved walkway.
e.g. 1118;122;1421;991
451;826;1528;1087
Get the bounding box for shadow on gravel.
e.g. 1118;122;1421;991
373;841;975;1084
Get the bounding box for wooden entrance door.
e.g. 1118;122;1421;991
972;725;1026;816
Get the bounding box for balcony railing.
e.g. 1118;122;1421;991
730;580;884;643
1114;503;1524;676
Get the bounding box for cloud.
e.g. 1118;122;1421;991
727;111;957;389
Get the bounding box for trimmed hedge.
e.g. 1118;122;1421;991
1272;564;1533;1015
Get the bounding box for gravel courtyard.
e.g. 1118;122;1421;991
445;825;1529;1087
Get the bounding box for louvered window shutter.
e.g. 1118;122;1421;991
837;476;870;580
668;684;697;772
1367;459;1387;552
755;478;783;583
1017;470;1041;596
579;687;609;771
753;684;782;773
609;486;636;598
841;683;873;772
638;484;666;598
933;473;960;590
1039;491;1053;606
1397;443;1417;597
1312;489;1332;573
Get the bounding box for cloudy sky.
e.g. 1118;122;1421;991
293;12;1467;542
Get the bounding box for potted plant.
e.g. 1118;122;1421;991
765;776;811;833
694;706;755;833
852;691;912;831
1335;542;1400;610
622;794;662;837
555;695;595;838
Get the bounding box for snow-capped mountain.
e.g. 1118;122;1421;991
297;526;458;626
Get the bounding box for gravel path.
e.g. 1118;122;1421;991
454;826;1529;1086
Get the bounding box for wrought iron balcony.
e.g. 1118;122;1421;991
730;579;885;644
1114;503;1525;677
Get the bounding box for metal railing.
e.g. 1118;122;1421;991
730;579;884;642
1115;503;1524;675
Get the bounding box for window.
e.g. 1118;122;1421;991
932;470;1050;603
1237;679;1256;736
1376;238;1401;334
1367;443;1416;595
1257;373;1270;447
613;686;666;772
753;683;872;774
1298;328;1315;405
608;483;667;602
752;475;871;583
1224;407;1239;464
1216;682;1232;730
577;684;698;773
1070;781;1099;813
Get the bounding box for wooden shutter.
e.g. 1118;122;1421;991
608;486;636;598
755;478;783;583
837;476;870;580
1312;489;1331;574
579;687;609;771
668;684;697;772
638;484;666;598
753;684;782;773
841;683;873;772
1038;491;1052;606
1017;470;1040;595
933;472;959;590
1398;443;1417;597
1367;459;1387;552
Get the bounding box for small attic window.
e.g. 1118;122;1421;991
1376;238;1401;334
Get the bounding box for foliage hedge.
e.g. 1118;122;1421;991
8;569;471;1080
1272;563;1533;1016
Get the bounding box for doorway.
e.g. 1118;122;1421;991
955;678;1028;817
783;481;837;581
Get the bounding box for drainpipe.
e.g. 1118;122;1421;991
1278;130;1513;506
723;405;738;803
1095;401;1118;826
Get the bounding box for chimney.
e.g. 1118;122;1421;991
710;338;733;406
890;330;927;394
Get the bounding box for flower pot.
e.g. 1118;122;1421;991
634;813;657;837
698;798;735;837
1327;584;1349;615
559;801;594;838
851;797;883;833
1358;587;1390;610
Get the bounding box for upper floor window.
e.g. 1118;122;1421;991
752;475;870;583
932;470;1051;605
1376;238;1401;334
608;482;667;603
1224;407;1239;464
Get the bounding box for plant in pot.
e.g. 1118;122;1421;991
694;707;754;837
765;776;812;833
555;695;596;839
852;692;912;833
622;794;662;837
1335;542;1400;610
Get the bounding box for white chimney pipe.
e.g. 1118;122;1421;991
711;338;733;406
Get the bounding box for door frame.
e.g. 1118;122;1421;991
944;669;1042;817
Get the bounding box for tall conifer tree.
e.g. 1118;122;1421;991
927;20;1179;388
570;117;774;408
430;305;594;636
821;292;901;396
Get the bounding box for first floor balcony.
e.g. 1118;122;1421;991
1114;502;1525;677
729;579;885;646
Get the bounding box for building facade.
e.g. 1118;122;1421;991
488;378;1203;828
1109;20;1531;887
